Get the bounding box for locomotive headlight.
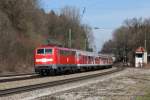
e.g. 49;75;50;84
36;58;53;62
42;58;47;62
35;59;41;62
49;58;53;62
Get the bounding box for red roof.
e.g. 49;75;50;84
135;47;145;52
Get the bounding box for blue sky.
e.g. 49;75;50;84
39;0;150;51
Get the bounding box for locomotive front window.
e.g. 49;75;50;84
37;49;44;54
37;48;52;54
45;49;52;54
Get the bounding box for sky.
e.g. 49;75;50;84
39;0;150;51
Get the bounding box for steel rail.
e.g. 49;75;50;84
0;67;112;83
0;68;110;83
0;73;35;77
0;74;39;83
0;67;124;97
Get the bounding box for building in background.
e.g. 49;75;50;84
135;47;147;67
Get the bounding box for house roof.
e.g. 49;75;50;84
135;47;145;52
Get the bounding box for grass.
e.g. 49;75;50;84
136;88;150;100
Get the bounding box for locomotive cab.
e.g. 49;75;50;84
34;47;55;75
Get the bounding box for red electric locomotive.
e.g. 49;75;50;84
34;45;113;75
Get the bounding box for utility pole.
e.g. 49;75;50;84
85;39;87;50
69;28;72;48
145;32;147;50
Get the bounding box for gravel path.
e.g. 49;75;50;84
36;68;150;100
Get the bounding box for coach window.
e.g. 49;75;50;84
71;51;76;55
60;50;71;56
60;50;64;55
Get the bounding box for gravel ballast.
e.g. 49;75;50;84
1;68;150;100
36;68;150;100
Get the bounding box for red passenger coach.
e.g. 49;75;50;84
34;45;113;75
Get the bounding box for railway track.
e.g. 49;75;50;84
0;73;34;77
0;67;111;83
0;68;109;83
0;67;124;97
0;74;39;83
